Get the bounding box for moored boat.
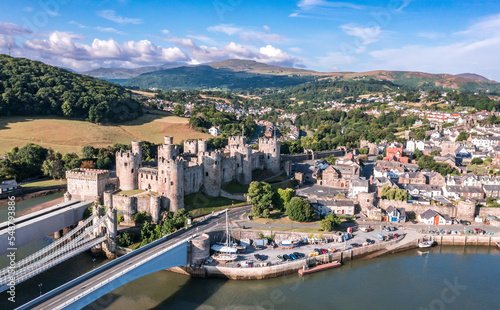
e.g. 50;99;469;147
418;240;435;248
298;261;341;276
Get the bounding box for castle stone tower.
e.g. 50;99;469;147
457;200;476;220
202;151;222;197
241;145;253;184
259;137;280;174
116;141;142;191
184;140;198;155
158;156;185;212
158;136;179;160
198;139;207;153
228;136;246;147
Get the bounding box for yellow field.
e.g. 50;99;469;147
0;112;211;155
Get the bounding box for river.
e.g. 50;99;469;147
0;192;64;222
1;245;499;310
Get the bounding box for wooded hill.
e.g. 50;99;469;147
0;55;143;123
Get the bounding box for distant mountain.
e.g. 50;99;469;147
82;63;183;80
338;70;500;92
206;59;330;76
87;59;499;92
455;73;491;82
122;65;317;91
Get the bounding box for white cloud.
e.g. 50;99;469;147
207;24;284;43
18;31;187;71
263;25;270;31
165;36;302;67
289;47;303;54
0;22;32;36
207;24;242;36
314;51;357;71
161;29;170;34
95;27;126;35
186;34;217;45
368;14;500;81
341;24;382;45
298;0;365;10
417;31;446;39
97;10;142;24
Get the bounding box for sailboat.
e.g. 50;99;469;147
211;210;238;262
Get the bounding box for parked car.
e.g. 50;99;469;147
351;243;360;248
254;254;261;261
389;227;397;231
293;252;304;258
320;249;328;254
314;248;321;255
383;226;391;232
461;220;471;226
283;254;290;261
289;253;297;260
277;255;284;262
366;238;374;244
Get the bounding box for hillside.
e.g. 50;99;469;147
82;63;183;80
0;55;143;123
122;65;317;91
0;113;210;155
206;59;331;76
111;59;500;93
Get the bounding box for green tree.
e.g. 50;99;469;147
320;219;334;232
118;232;132;247
456;132;469;142
430;149;441;156
286;197;315;222
82;146;97;159
471;158;484;165
247;181;274;217
173;104;185;116
275;188;295;211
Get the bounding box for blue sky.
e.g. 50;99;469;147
1;0;500;80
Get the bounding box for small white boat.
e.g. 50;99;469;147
418;241;435;248
496;242;500;249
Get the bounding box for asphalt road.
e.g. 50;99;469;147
20;206;251;310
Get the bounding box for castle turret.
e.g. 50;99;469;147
241;145;253;184
259;137;280;174
228;136;246;147
158;136;179;160
116;141;142;191
202;151;222;197
198;139;207;153
158;157;185;212
184;140;198;155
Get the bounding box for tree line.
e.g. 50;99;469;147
0;55;143;123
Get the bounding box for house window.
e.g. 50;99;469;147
171;181;174;186
237;164;240;168
131;169;134;173
206;172;209;176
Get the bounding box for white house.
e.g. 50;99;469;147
418;209;452;225
209;126;221;137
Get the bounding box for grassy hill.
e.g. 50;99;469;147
111;59;500;93
0;112;210;155
122;65;317;91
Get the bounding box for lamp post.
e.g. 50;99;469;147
38;283;42;296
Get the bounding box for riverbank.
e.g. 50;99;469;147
168;228;500;280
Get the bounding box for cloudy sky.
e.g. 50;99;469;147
1;0;500;80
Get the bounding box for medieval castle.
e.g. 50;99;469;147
66;135;289;224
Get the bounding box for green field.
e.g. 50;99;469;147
0;112;211;155
184;192;245;217
20;179;67;188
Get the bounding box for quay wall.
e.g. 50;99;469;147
426;235;500;246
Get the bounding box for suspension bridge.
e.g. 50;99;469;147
16;206;250;310
0;205;116;293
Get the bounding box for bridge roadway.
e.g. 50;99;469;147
18;205;251;310
0;200;92;255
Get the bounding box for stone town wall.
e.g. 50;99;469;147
378;199;457;218
478;207;500;218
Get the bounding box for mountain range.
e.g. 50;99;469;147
81;59;499;92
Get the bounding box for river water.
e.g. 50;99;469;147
0;192;64;222
1;245;499;310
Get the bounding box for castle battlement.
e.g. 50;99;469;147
258;137;279;145
66;169;109;181
116;150;134;158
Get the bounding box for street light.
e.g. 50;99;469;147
38;283;42;296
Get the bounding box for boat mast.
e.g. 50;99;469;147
225;209;229;247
